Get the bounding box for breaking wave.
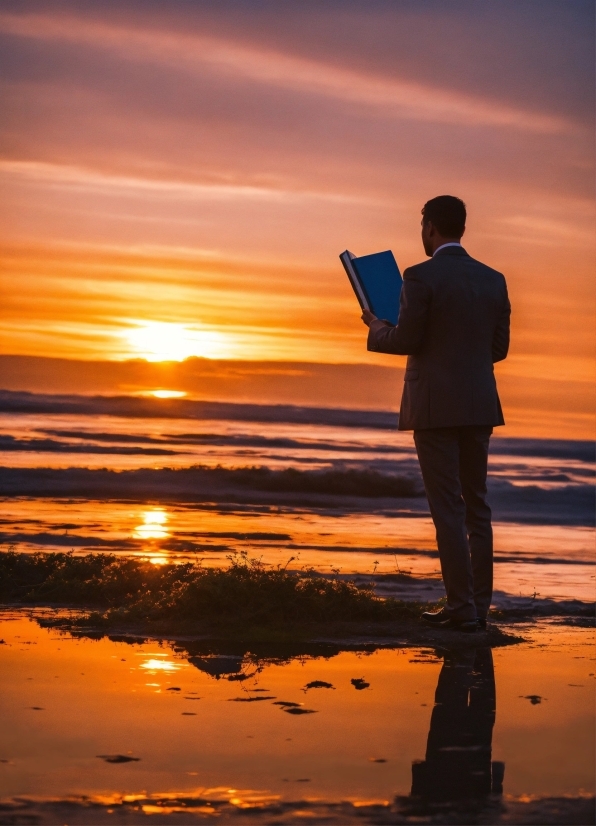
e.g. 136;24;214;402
0;465;424;501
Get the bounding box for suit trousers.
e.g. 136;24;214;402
413;425;493;621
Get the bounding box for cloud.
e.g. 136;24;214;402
0;2;593;440
0;11;574;133
0;159;375;207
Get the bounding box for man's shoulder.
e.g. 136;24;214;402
402;258;434;280
404;252;505;283
463;253;505;280
403;256;448;285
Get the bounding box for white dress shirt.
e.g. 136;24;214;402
433;242;462;256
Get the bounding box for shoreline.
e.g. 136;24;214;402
22;607;525;649
0;790;593;825
2;549;592;648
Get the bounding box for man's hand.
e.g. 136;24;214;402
361;308;377;327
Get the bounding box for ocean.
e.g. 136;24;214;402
1;389;593;607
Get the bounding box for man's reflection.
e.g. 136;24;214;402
411;647;504;800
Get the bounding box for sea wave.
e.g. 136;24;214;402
0;435;178;456
0;390;398;429
0;465;424;501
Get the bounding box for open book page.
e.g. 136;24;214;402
339;250;370;311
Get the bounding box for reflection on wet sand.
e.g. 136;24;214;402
190;654;246;678
0;612;593;824
134;508;172;564
185;643;508;806
411;648;504;801
134;508;170;540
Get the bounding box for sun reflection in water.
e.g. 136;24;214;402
135;509;170;540
147;554;169;566
140;659;184;672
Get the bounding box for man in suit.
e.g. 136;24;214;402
362;195;510;631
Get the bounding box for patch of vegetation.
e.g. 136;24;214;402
0;550;426;632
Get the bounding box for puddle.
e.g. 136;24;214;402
0;611;593;807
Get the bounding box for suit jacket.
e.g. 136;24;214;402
367;246;510;431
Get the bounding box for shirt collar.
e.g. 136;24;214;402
433;242;462;257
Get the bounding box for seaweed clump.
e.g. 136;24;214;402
0;550;422;632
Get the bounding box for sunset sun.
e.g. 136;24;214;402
124;321;230;361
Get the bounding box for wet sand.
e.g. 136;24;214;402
0;610;593;824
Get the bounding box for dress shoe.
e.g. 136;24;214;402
421;608;450;625
421;609;477;633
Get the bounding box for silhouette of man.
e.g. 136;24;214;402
410;647;504;801
363;196;510;631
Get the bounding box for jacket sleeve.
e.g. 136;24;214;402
367;270;431;355
492;280;511;363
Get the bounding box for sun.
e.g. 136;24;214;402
124;321;230;361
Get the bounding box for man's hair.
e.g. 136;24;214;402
422;195;466;238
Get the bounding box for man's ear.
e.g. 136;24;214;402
460;226;466;239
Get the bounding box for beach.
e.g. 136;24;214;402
0;392;593;823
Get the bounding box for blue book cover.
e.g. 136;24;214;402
340;249;402;326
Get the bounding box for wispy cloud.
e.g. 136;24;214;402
0;159;373;205
0;11;573;133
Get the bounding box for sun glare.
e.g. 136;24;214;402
124;321;230;361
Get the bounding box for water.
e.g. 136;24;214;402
0;612;593;807
0;391;594;606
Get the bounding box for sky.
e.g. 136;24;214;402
0;0;594;436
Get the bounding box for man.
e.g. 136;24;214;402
362;195;510;632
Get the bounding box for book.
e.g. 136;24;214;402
339;249;402;326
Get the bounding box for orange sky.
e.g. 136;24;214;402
0;1;594;437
